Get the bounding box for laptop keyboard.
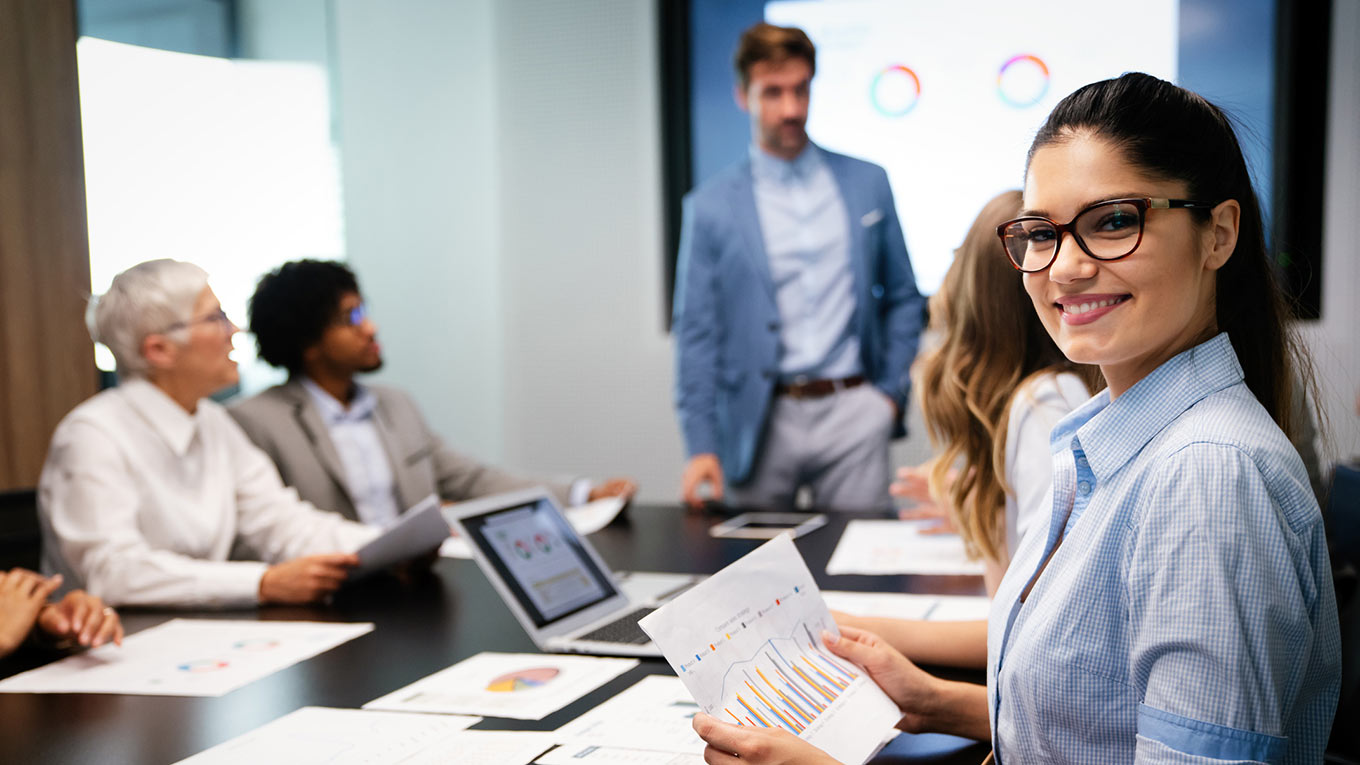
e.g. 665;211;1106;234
577;607;657;645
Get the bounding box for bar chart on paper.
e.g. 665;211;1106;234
639;536;901;765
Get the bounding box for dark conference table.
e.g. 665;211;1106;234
0;506;990;764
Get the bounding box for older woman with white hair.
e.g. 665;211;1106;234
39;259;380;608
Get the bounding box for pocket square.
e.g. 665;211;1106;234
861;209;884;227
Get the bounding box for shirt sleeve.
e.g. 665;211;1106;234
1126;443;1327;764
226;414;379;565
41;420;270;609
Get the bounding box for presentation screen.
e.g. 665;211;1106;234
685;0;1276;296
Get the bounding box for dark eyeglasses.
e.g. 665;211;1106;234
162;308;233;334
995;197;1217;273
339;303;369;327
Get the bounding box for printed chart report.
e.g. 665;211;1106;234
639;536;901;765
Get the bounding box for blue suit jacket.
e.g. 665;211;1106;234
672;148;925;485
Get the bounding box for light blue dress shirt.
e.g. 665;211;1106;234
301;378;401;527
986;333;1340;764
749;143;861;382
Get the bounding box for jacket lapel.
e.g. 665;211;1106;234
369;398;414;511
282;380;358;520
731;164;777;302
826;155;870;324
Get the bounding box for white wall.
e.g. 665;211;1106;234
331;0;508;465
1302;0;1360;468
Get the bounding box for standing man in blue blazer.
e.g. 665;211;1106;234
673;23;925;512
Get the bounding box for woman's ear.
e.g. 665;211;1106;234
1203;199;1240;272
140;333;177;372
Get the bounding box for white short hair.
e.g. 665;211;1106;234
87;259;209;378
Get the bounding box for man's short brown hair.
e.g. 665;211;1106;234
734;23;816;91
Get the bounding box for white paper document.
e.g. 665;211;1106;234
821;591;991;622
175;706;482;763
553;674;704;753
354;495;450;576
440;497;626;559
638;535;902;765
537;745;704;765
825;520;986;576
364;652;638;720
0;619;372;697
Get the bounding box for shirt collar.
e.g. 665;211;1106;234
120;378;200;457
749;141;821;185
301;376;377;424
1050;332;1244;481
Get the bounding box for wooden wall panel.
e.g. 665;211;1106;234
0;0;97;490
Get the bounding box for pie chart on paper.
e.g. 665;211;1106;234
485;667;560;692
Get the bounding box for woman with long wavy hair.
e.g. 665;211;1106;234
901;190;1100;593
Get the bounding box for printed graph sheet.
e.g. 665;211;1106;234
0;619;373;697
639;535;901;765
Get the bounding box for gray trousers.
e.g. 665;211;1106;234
728;384;894;512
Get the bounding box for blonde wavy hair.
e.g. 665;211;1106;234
916;190;1101;563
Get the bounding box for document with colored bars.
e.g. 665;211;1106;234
638;535;901;764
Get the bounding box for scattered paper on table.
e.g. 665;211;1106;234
0;619;372;697
638;535;901;765
565;496;627;535
553;674;704;753
174;706;481;764
821;591;991;622
440;497;625;559
537;744;705;765
354;495;450;577
364;651;638;720
825;520;985;576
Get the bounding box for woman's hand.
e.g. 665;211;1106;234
36;590;123;648
824;626;942;733
692;712;842;765
0;569;61;657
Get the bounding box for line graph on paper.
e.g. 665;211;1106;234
718;622;863;732
639;536;901;764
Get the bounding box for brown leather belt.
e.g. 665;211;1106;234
775;374;866;399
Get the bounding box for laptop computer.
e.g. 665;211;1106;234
445;487;699;657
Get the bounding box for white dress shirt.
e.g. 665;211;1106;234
38;379;378;608
1002;371;1090;559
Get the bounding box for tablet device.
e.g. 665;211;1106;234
707;511;827;540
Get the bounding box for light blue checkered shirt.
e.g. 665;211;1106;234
986;333;1340;764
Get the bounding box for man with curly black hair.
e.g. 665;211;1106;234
231;260;635;526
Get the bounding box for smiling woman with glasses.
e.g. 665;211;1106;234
691;72;1340;765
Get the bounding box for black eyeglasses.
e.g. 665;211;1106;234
162;308;234;334
995;197;1218;273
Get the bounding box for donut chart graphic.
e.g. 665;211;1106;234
485;666;560;692
232;638;281;652
178;659;230;673
997;54;1050;107
869;64;921;117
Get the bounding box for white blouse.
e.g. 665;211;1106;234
1002;371;1090;559
39;379;378;608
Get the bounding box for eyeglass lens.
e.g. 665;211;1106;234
1001;200;1144;270
346;304;368;326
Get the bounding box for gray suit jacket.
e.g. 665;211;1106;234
229;381;570;522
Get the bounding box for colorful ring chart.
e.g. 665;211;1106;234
485;666;560;692
177;659;230;673
869;64;921;117
232;638;281;652
997;54;1050;107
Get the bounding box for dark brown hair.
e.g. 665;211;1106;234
733;23;815;90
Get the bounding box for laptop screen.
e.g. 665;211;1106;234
461;497;621;628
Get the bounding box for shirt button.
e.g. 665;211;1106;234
871;284;885;299
768;321;780;332
1077;455;1088;467
1078;480;1091;495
